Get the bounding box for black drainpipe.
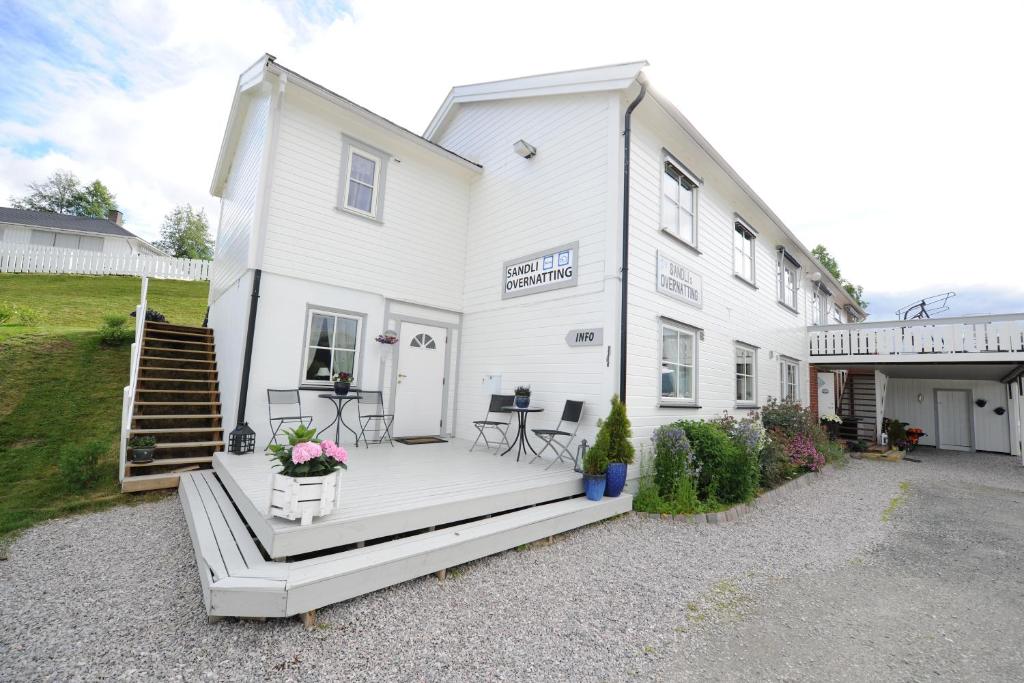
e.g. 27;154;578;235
619;81;647;403
235;269;262;427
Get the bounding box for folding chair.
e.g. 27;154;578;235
470;394;515;452
356;390;395;447
531;400;584;469
267;389;313;445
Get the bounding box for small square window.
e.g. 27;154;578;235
338;135;390;222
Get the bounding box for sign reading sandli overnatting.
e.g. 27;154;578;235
502;241;579;299
656;250;703;308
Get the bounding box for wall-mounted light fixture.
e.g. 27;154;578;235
917;393;923;403
513;139;537;159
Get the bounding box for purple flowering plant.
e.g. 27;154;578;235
268;425;349;477
787;434;824;472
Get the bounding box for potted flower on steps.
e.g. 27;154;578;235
581;442;608;501
268;425;349;526
514;385;531;409
332;372;353;396
585;395;635;497
128;435;157;464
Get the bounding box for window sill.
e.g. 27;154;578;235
776;300;799;315
659;402;702;409
736;404;760;410
734;274;757;290
659;228;701;255
335;205;384;224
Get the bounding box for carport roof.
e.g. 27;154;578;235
814;362;1024;382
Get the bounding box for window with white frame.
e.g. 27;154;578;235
735;344;757;405
303;309;361;384
733;221;755;283
777;249;800;311
831;303;843;324
660;319;697;403
810;286;830;325
779;357;799;402
338;135;389;221
661;153;699;246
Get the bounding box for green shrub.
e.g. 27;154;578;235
582;437;609;476
588;395;635;465
651;423;693;499
633;454;701;515
59;440;107;490
758;433;796;489
0;301;14;324
820;439;849;467
0;302;41;326
99;314;134;346
678;421;733;497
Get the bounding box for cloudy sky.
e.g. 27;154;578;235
1;0;1021;318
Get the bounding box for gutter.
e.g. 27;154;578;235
235;269;262;429
619;79;647;403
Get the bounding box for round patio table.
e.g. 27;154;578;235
499;406;544;462
317;391;362;447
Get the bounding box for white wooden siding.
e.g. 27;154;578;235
260;85;473;313
437;93;621;441
624;101;814;440
207;270;254;434
0;223;153;256
885;377;1012;453
211;91;270;302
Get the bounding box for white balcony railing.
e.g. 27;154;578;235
809;313;1024;361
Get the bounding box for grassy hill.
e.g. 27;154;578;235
0;273;209;543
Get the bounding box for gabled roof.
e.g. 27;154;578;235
210;55;481;197
0;207;137;239
423;61;866;318
424;61;648;139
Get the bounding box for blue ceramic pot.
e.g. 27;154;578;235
583;473;606;501
605;462;627;497
514;395;530;409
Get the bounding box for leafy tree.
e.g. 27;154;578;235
155;204;214;259
10;170;118;218
811;244;868;309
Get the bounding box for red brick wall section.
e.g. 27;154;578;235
809;365;819;417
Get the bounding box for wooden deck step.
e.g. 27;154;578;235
137;378;219;384
155;440;225;449
140;367;218;374
131;427;223;435
122;471;191;493
179;470;632;619
133;414;222;420
142;356;217;364
144;326;212;340
134;401;221;407
127;456;214;469
136;389;221;394
144;336;214;347
147;321;211;333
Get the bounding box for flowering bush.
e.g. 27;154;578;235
269;425;349;478
820;413;842;424
651;424;696;499
787;434;824;472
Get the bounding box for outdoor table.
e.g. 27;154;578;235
499;406;544;461
317;391;363;447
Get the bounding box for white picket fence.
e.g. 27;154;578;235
0;244;211;281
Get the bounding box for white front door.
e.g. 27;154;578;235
817;372;836;417
393;322;447;436
936;389;972;451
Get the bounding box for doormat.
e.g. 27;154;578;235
396;436;448;445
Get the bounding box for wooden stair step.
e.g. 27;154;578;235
133;414;222;420
140;366;218;374
142;356;216;364
155;440;224;449
144;326;212;340
136;389;221;394
127;456;214;468
138;378;219;384
134;401;222;406
144;336;214;347
146;321;211;332
122;471;195;493
131;427;223;434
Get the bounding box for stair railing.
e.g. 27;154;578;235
119;276;149;483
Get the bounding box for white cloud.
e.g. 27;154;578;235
1;0;1022;314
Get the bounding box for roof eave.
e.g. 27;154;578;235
209;55;275;198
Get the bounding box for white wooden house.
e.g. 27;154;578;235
0;207;165;256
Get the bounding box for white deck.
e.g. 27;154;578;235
213;439;585;558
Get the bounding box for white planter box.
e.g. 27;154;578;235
268;470;343;526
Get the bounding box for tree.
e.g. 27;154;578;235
155;204;214;260
9;170;118;218
811;244;868;309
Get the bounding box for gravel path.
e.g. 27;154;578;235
3;453;1008;681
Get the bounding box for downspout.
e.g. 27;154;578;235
619;79;647;403
235;269;262;427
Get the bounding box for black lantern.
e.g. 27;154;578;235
228;422;256;454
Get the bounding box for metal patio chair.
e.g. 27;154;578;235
356;390;395;447
470;394;515;452
267;389;314;445
531;400;584;469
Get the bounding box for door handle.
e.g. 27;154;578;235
398;373;407;378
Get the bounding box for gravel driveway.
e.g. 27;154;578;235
2;451;1021;681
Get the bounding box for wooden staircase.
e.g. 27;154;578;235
122;321;223;492
836;371;876;442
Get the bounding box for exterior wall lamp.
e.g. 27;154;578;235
513;139;537;159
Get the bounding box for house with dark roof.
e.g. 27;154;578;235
0;206;165;256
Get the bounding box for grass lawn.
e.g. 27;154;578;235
0;274;209;545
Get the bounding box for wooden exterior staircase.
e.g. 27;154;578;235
836;370;877;442
122;320;223;492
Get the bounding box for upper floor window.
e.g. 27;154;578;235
831;304;843;324
779;356;799;402
733;220;756;283
777;248;800;311
811;285;830;325
660;319;698;404
662;152;699;247
304;308;362;385
338;135;390;222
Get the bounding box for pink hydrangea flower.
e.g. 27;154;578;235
321;440;349;464
290;441;322;465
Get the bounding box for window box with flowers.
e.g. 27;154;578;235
267;426;349;526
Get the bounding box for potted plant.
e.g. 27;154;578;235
592;395;634;498
332;371;353;395
376;331;399;357
128;435;156;463
514;385;531;409
267;425;349;526
820;412;842;439
581;439;608;501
